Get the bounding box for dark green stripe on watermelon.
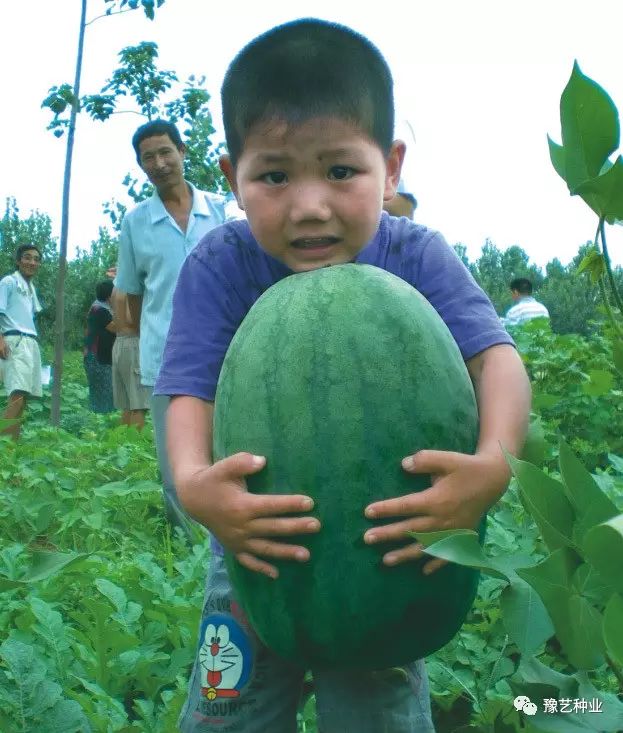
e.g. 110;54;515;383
213;263;483;670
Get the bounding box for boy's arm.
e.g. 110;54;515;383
363;343;531;572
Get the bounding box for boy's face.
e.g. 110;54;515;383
221;117;404;272
17;248;41;280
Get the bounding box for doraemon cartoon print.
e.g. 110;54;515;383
198;612;253;700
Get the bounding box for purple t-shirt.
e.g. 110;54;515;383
155;212;513;554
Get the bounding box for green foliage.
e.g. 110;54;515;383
0;353;206;732
43;40;227;210
510;320;623;470
548;62;623;345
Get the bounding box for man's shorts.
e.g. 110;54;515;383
1;334;42;398
179;553;436;733
112;335;150;411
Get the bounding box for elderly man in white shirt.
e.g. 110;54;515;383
0;244;43;440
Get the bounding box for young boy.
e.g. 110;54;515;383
155;18;531;733
0;244;43;441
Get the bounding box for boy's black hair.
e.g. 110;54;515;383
131;119;184;161
221;18;394;166
510;277;533;295
16;244;42;262
96;280;114;302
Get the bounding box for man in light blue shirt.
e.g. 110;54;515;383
116;119;227;529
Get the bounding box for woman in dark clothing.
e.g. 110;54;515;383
84;280;116;413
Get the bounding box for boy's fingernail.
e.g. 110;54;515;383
306;519;320;530
295;549;308;561
402;456;415;470
251;455;265;467
302;497;314;510
365;506;376;518
384;553;397;565
365;532;377;544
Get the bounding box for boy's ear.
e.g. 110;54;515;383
219;155;241;206
383;140;407;202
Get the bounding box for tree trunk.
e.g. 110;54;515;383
50;0;88;426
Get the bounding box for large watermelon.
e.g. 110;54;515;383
213;263;483;670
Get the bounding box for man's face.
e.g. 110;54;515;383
138;134;186;194
221;117;404;273
17;248;41;280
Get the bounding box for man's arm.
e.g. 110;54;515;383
127;294;143;331
0;278;12;358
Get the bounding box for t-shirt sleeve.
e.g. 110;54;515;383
115;216;143;295
410;232;514;359
154;247;246;401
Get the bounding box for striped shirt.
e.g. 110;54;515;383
503;296;549;326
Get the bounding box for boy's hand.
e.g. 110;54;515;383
0;336;9;360
363;449;510;575
176;452;320;580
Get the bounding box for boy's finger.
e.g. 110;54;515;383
365;491;430;519
246;537;311;563
236;552;279;579
250;493;315;516
215;452;266;480
402;449;463;474
422;557;448;575
381;542;426;566
250;516;321;536
364;517;436;544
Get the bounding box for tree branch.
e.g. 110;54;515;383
85;7;133;26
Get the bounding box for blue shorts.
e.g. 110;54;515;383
179;553;436;733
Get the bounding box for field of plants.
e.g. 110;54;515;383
1;320;622;733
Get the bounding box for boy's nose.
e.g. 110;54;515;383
288;182;332;223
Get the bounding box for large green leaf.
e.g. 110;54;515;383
574;156;623;221
518;548;604;669
506;454;576;552
412;529;509;580
499;576;554;654
603;593;623;666
558;439;619;543
560;61;619;191
23;551;91;583
583;514;623;594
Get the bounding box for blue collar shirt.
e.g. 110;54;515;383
115;183;227;386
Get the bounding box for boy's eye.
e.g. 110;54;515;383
328;166;355;181
261;171;287;185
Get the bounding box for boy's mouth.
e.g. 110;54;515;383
290;236;340;250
